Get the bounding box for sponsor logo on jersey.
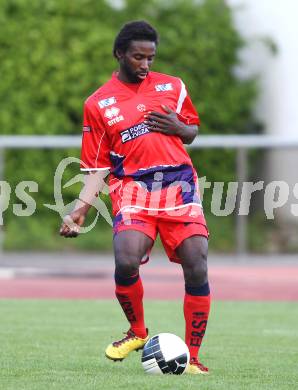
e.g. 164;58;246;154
108;116;124;126
104;106;120;119
104;106;124;126
120;122;150;143
98;97;116;108
155;83;173;92
137;104;146;112
82;125;91;132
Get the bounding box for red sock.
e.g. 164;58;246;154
115;274;147;339
184;283;211;360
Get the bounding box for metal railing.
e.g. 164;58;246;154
1;134;298;254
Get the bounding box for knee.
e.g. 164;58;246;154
184;260;208;287
115;255;140;277
182;248;208;286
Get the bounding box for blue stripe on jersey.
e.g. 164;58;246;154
133;164;199;205
110;152;125;177
131;164;193;190
110;163;200;206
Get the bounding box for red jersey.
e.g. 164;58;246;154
80;71;202;216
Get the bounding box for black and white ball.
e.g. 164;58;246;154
141;333;190;375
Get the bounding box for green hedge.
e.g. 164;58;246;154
0;0;258;250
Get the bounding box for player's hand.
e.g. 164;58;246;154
59;210;86;238
144;105;184;136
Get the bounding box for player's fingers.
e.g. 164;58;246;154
60;229;73;237
146;116;169;125
63;214;75;226
67;224;80;236
60;221;80;237
145;117;169;128
63;229;79;238
161;104;173;113
62;216;79;230
149;126;168;133
145;111;167;119
147;121;167;130
59;224;70;236
60;221;73;231
65;231;79;238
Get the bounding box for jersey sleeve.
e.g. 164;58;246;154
80;103;111;171
176;79;200;126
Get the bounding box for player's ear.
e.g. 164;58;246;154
115;49;124;60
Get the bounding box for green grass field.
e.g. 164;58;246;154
1;300;297;390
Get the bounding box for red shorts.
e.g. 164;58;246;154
113;205;209;264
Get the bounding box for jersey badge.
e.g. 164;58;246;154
155;83;173;92
98;97;116;108
137;104;146;112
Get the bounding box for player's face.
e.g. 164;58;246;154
120;40;156;83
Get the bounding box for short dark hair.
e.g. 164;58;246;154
113;20;159;58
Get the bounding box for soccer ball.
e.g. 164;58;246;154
141;333;190;375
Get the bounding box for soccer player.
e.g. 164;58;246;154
60;20;211;374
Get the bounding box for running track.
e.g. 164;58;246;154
0;253;298;300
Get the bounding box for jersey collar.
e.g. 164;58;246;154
111;71;151;94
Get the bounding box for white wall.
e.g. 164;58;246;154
227;0;298;227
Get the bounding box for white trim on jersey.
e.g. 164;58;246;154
176;79;187;114
95;130;107;168
117;202;202;215
80;167;110;171
137;163;181;171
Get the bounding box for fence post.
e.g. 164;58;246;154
236;148;248;255
0;148;4;253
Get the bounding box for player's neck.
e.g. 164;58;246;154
117;69;142;84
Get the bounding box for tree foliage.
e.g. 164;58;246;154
0;0;258;249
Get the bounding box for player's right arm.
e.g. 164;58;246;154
60;99;111;238
59;169;109;238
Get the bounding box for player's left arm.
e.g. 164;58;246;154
144;104;199;144
146;80;200;144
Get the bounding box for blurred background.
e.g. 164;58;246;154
0;0;297;255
